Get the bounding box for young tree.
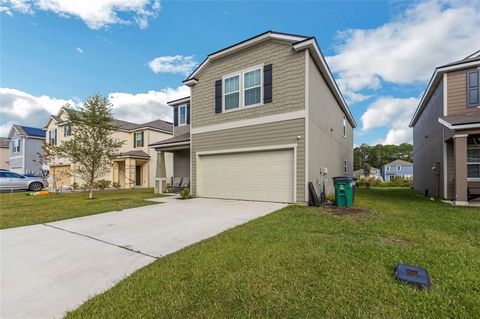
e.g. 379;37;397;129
56;94;124;199
34;142;61;190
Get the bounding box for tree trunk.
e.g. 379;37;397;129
89;188;93;199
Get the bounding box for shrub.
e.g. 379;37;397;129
356;176;412;188
95;179;111;190
180;188;191;199
112;181;120;189
165;185;174;193
72;182;79;190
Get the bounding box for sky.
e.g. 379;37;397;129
1;0;479;145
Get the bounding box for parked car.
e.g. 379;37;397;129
0;171;46;191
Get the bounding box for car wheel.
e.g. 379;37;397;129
29;182;43;192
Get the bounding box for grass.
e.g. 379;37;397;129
66;188;480;318
0;188;165;229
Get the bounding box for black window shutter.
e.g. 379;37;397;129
133;133;136;148
141;131;144;147
173;107;178;126
264;64;272;103
467;71;479;107
215;80;222;113
186;103;190;124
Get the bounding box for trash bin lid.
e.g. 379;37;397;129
333;176;353;182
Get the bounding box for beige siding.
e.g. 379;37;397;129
0;148;8;169
173;125;190;137
307;53;354;196
447;67;480;116
191;118;306;202
191;40;305;128
174;150;190;179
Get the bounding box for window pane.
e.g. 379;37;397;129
469;89;479;105
468;164;480;178
244;69;260;89
224;76;239;94
179;106;186;124
468;71;479;88
245;87;261;106
225;92;239;110
468;148;480;162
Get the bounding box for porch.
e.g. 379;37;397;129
112;151;150;188
149;133;190;194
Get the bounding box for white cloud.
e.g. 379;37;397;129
0;0;161;29
326;0;480;98
108;86;189;123
75;47;83;54
148;55;197;75
360;96;419;145
0;86;189;136
0;87;78;135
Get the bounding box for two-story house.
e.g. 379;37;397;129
0;137;9;169
410;50;480;205
353;167;383;181
45;107;174;188
7;125;46;175
380;160;413;181
151;31;356;204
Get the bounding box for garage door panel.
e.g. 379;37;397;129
198;149;294;203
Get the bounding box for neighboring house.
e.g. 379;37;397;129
409;50;480;205
44;107;173;188
7;125;46;175
0;137;9;169
150;31;356;204
353;167;382;180
380;160;413;181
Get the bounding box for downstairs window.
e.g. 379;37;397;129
468;137;480;178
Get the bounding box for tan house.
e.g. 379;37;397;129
0;137;9;169
151;31;356;204
45;107;173;188
410;50;480;205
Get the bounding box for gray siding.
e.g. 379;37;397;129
191;40;305;128
412;80;445;197
307;53;354;196
24;138;44;175
174;150;190;179
191;118;306;202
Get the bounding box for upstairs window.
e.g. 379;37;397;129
49;129;57;146
467;70;479;107
178;105;187;125
386;166;390;171
134;131;144;148
64;124;72;137
468;137;480;178
396;165;401;171
343;116;346;138
224;75;240;110
12;139;20;153
244;69;261;106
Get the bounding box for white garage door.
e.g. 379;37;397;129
197;148;294;203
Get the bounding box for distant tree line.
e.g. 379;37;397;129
354;143;413;171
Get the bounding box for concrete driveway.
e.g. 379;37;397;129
1;197;286;318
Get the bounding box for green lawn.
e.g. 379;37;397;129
67;188;480;318
0;188;165;229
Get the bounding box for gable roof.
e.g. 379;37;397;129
9;125;46;139
410;50;480;127
46;107;173;134
182;30;356;127
384;159;412;167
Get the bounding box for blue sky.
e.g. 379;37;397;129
1;0;479;145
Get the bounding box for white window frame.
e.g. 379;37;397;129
467;141;480;180
343;116;346;138
12;138;20;153
134;131;144;148
178;104;187;126
222;64;263;113
64;124;72;137
49;129;57;146
396;165;401;171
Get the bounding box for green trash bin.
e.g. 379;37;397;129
333;176;353;207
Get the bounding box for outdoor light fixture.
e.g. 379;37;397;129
395;264;431;289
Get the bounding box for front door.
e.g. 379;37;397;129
135;165;142;186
